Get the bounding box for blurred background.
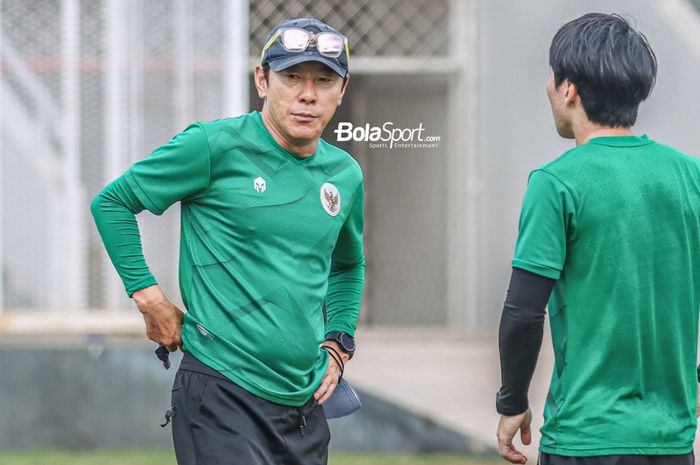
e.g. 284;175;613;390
1;0;700;463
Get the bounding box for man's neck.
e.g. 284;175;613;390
574;124;633;146
260;110;317;157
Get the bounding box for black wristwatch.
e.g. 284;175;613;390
325;331;355;359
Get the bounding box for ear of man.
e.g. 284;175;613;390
254;65;268;99
338;75;350;106
564;80;579;106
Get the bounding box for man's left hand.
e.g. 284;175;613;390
497;408;532;464
313;340;350;404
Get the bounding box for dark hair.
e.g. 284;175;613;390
549;13;657;127
263;64;270;81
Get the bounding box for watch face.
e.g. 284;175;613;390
339;333;355;352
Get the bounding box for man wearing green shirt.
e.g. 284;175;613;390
91;18;364;465
496;13;700;465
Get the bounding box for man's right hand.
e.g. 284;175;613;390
497;408;532;464
132;284;184;352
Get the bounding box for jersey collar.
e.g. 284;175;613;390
587;134;653;148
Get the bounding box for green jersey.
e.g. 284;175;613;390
92;111;365;406
513;135;700;456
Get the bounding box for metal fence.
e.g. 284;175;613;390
1;0;248;312
248;0;449;57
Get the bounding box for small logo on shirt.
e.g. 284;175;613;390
196;324;214;339
254;176;266;193
320;183;341;217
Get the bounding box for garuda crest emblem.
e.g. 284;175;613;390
320;183;341;217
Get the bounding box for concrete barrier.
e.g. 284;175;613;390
0;341;494;455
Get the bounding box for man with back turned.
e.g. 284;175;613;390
496;13;700;465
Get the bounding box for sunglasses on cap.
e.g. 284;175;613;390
261;27;350;62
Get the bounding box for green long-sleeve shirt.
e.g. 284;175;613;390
91;111;365;406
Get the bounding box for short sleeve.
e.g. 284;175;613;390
124;123;211;215
512;170;576;280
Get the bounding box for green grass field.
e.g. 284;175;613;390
0;450;504;465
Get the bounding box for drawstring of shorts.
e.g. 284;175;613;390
297;408;307;437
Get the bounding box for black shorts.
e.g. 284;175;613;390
169;351;331;465
538;451;694;465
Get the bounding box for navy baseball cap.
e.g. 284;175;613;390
260;18;349;77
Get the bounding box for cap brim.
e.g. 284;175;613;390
268;54;347;78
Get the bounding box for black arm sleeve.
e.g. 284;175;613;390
496;267;556;415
